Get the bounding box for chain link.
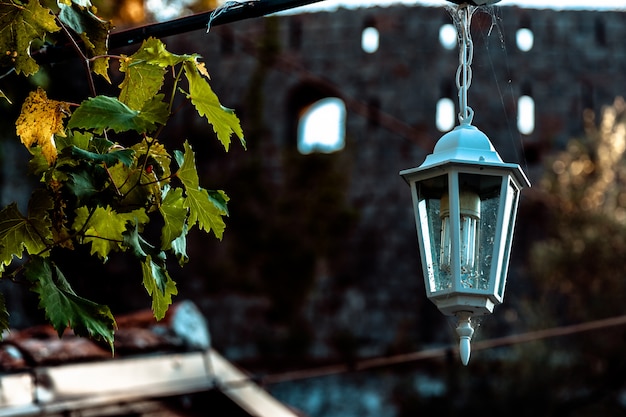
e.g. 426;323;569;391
455;5;476;125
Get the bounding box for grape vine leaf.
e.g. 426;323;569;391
118;50;166;111
0;192;53;270
185;188;226;239
183;61;245;151
0;293;9;337
70;146;135;167
107;161;162;211
175;140;200;189
159;186;187;250
72;205;149;260
174;141;227;238
25;257;116;350
124;222;178;320
136;94;169;132
141;255;178;320
68;96;143;133
170;224;189;266
132;138;171;179
16;88;71;165
67;169;102;204
208;189;230;215
58;1;111;81
0;0;60;76
129;37;187;68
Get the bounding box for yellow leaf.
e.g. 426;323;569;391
194;60;210;79
16;88;71;165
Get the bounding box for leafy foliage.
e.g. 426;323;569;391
0;0;60;76
0;0;244;348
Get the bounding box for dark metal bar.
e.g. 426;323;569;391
111;0;327;50
34;0;327;64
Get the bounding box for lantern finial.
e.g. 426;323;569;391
456;312;475;366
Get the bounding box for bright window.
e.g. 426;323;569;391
516;28;534;52
436;98;456;132
439;24;457;50
517;95;535;135
361;27;379;54
298;98;346;154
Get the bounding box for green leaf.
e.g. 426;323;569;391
0;0;61;75
175;140;199;189
159;186;187;250
185;187;226;239
0;196;53;268
25;257;116;350
174;141;227;238
68;96;143;133
183;61;245;151
207;189;230;216
0;292;9;337
72;205;149;260
122;218;153;259
57;131;92;152
108;161;162;212
136;94;169;132
67;169;101;202
71;145;135;167
141;255;178;320
119;52;166;111
58;2;112;81
90;136;115;153
170;223;188;266
132;138;171;179
128;37;187;68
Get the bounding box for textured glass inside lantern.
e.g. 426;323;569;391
416;175;447;293
465;173;502;292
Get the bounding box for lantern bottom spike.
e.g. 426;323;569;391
456;312;475;365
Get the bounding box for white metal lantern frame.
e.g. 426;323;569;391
400;123;530;363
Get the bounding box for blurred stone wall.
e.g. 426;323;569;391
151;4;626;365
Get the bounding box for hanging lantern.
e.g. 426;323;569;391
400;123;529;364
400;3;530;365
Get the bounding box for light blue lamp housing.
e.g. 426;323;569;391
400;123;530;364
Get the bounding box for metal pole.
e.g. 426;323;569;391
35;0;327;64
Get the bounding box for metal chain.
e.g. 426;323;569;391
455;5;475;125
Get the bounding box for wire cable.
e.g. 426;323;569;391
248;313;626;386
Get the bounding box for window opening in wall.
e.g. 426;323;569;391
361;26;379;54
517;95;535;135
436;97;456;132
298;97;346;154
439;24;457;50
516;28;534;52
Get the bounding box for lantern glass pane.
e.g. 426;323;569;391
457;173;503;292
416;175;448;293
496;178;521;298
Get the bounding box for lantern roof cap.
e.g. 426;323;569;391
424;123;503;167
